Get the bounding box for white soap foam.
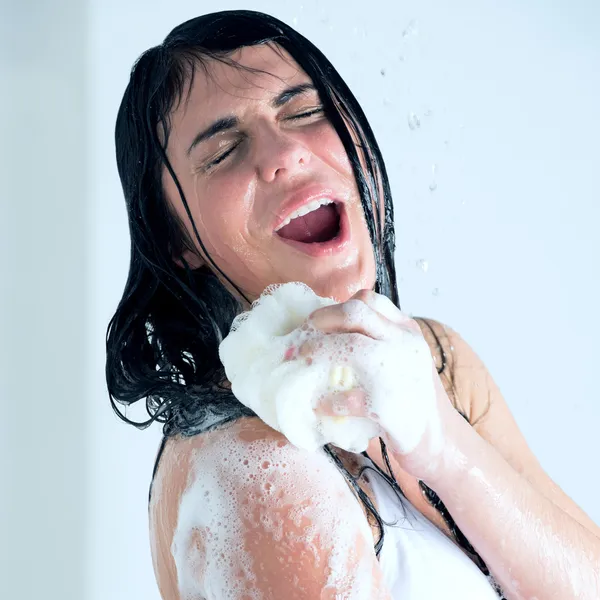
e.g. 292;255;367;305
171;428;377;599
219;282;442;456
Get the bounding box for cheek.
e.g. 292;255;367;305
188;176;272;297
191;177;251;256
315;126;354;178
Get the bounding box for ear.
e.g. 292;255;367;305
173;247;205;270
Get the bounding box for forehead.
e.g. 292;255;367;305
177;44;311;119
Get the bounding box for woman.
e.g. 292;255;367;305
106;9;600;600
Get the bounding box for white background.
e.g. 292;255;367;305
2;0;599;598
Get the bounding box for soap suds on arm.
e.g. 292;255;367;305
165;419;393;600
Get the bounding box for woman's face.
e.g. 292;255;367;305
163;43;376;304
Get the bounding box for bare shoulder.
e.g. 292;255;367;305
412;316;481;421
149;417;391;600
411;317;600;537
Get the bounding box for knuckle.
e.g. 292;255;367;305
342;298;366;319
353;288;375;303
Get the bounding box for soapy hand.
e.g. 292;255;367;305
294;289;459;482
219;282;459;482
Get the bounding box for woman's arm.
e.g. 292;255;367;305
419;321;600;600
421;319;600;537
149;418;392;600
306;292;600;600
427;403;600;600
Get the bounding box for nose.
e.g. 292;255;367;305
255;125;311;182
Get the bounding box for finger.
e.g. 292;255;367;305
308;298;390;340
297;337;321;360
351;289;418;331
314;388;367;419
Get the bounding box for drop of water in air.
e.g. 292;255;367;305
402;19;418;38
416;259;429;273
408;112;421;130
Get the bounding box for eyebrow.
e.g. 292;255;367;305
185;83;318;157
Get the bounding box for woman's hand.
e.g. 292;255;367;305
294;288;463;483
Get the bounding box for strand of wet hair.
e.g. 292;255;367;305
323;444;388;556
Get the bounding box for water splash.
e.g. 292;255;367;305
408;112;421;130
416;259;429;273
402;19;418;38
430;164;438;191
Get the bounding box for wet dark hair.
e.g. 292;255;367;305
107;9;502;595
108;9;397;430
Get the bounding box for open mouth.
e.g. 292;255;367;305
275;202;342;244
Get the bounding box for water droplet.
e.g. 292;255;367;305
424;108;433;117
383;97;393;106
429;182;437;192
432;288;440;296
398;55;405;62
380;68;386;76
408;112;421;130
292;16;298;25
402;19;418;38
432;163;438;174
416;259;429;272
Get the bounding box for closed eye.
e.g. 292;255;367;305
287;107;325;121
206;107;326;170
207;143;240;169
